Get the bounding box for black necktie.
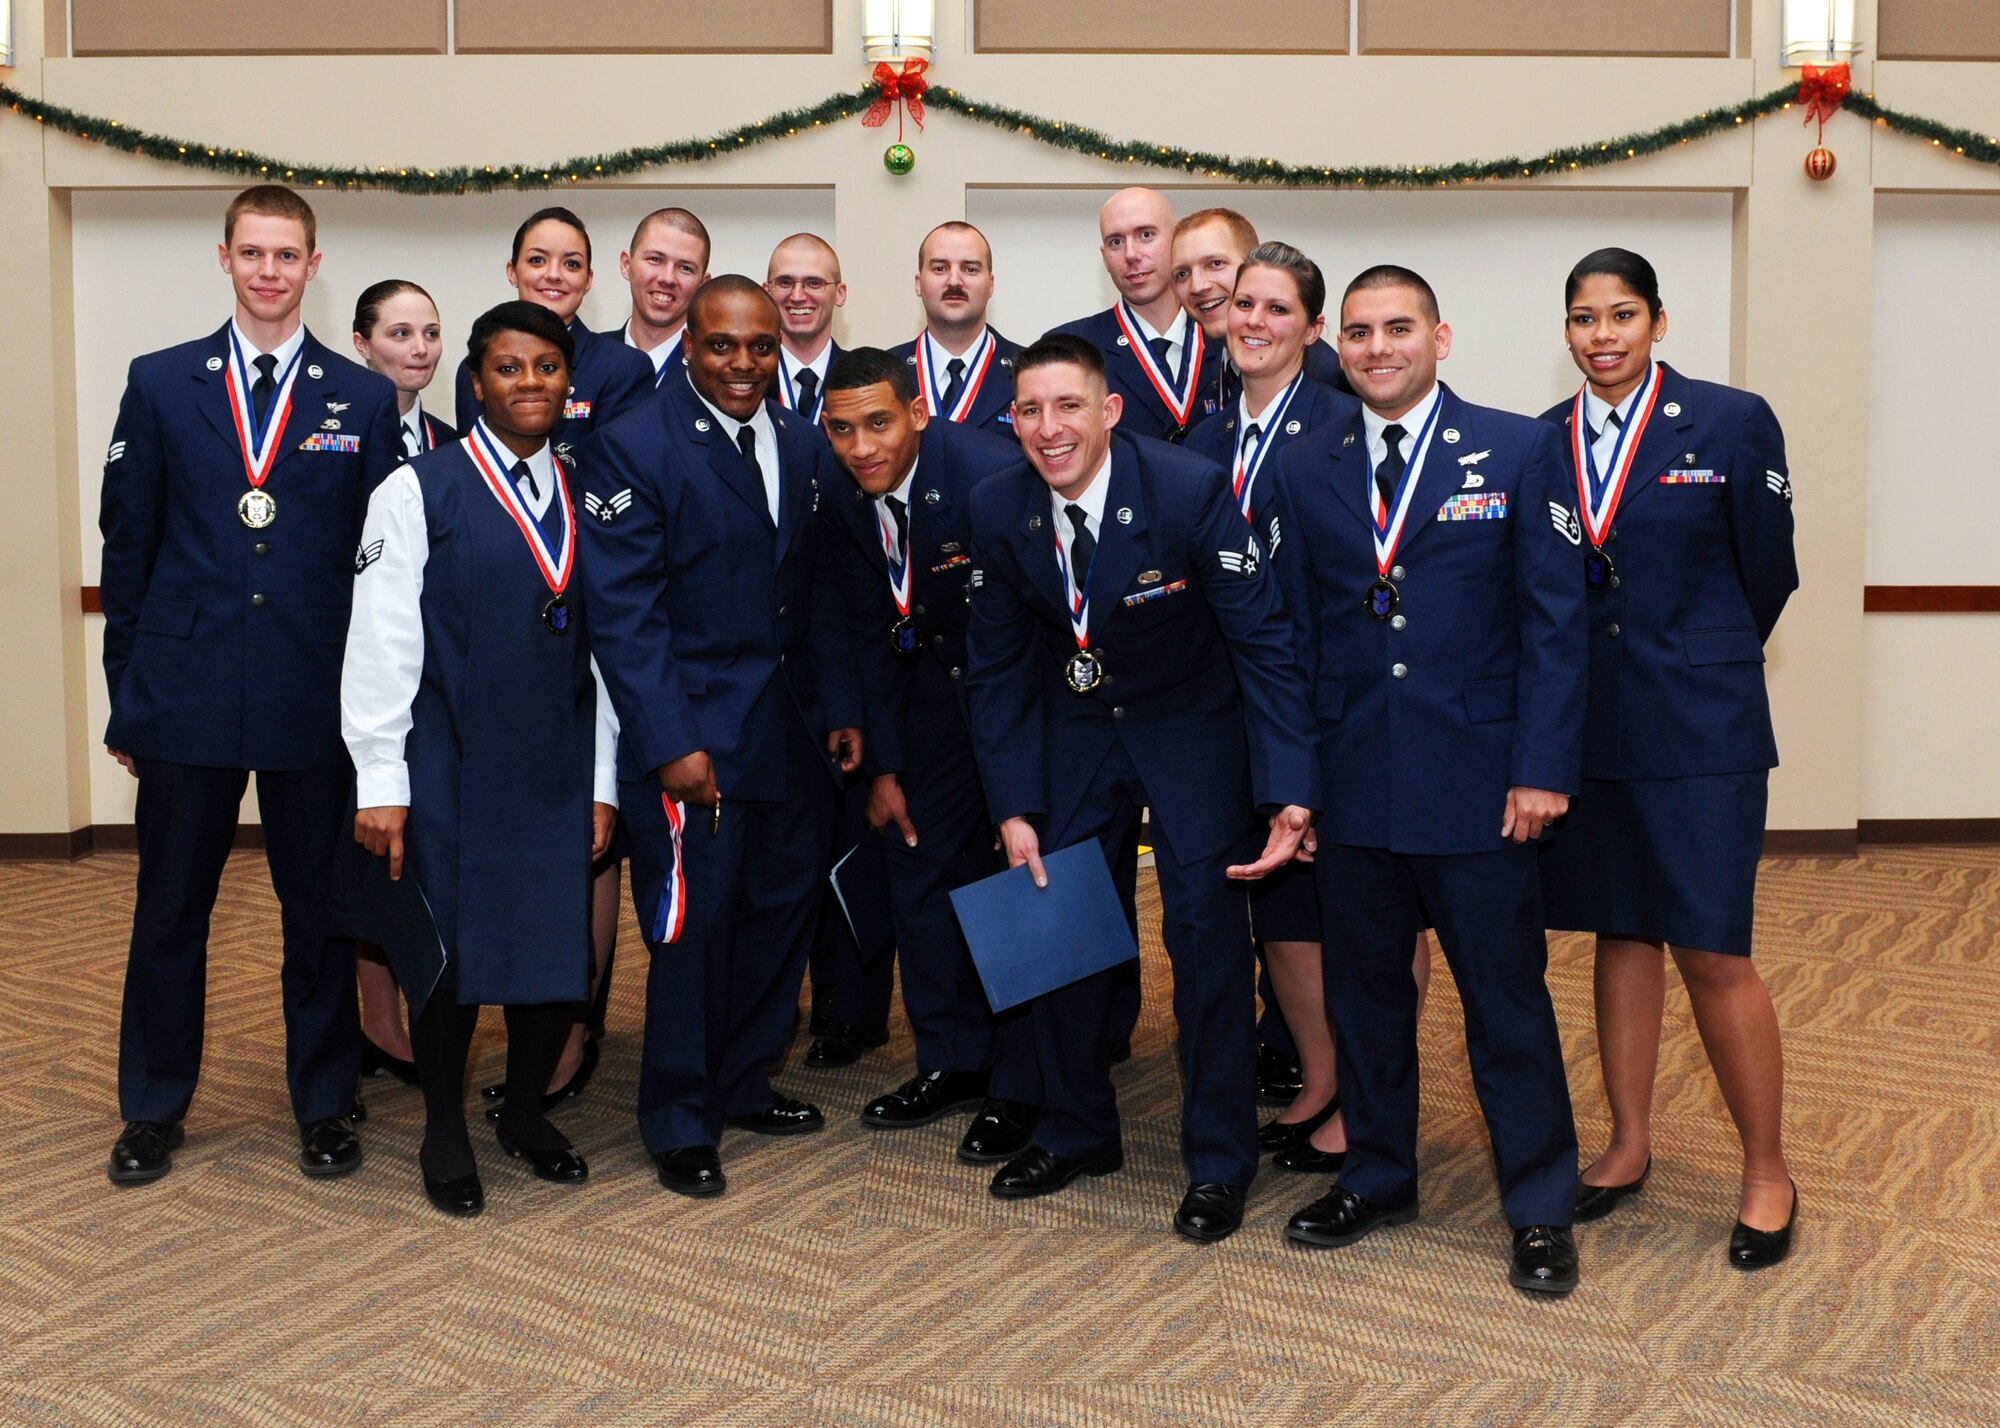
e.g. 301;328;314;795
794;368;819;417
1064;503;1095;593
515;458;563;546
1147;335;1180;386
1375;423;1407;512
884;493;909;567
251;353;278;431
402;423;420;460
1595;407;1624;446
512;458;538;503
737;425;770;522
1219;360;1242;414
1239;423;1263;472
940;358;966;413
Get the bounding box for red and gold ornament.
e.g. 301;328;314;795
1796;62;1849;183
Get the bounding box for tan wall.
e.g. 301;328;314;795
1879;0;2000;62
456;1;833;54
1358;0;1730;57
975;1;1348;53
71;1;449;56
7;0;2000;839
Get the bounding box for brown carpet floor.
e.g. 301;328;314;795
0;847;1994;1426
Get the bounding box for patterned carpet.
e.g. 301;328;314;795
0;847;1994;1427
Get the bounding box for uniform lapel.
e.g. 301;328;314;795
1620;362;1696;506
192;324;240;452
1321;407;1372;528
1086;440;1148;620
271;335;333;470
679;382;773;531
1013;470;1069;618
911;422;953;565
1390;384;1459;553
772;416;812;567
966;329;1017;430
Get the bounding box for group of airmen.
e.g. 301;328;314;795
96;181;1803;1299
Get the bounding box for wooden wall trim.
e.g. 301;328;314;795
1862;586;2000;613
81;586;102;614
1763;829;1858;858
1856;818;2000;846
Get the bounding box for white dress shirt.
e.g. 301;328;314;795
1582;383;1644;477
398;395;433;460
231;318;306;375
876;457;919;565
1128;305;1190;382
921;328;990;412
692;389;781;525
779;342;832;416
1049;449;1113;591
1361;383;1444;512
341;430;619;810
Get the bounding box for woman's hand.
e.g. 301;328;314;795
591;802;616;859
355;805;409;880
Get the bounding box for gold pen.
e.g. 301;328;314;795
711;796;722;837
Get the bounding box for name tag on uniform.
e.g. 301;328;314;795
563;398;594;420
1435;492;1508;521
1660;469;1724;484
1122;579;1188;607
300;432;361;454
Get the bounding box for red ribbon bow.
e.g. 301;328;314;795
1797;62;1851;131
863;58;928;134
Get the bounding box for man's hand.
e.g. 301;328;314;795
107;747;138;778
355;805;409;880
997;816;1048;888
1501;786;1570;844
868;773;918;847
590;802;617;859
1227;805;1315;880
828;726;864;774
657;751;718;808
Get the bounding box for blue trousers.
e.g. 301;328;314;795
119;758;359;1125
1028;743;1260;1185
1315;841;1578;1229
626;715;834;1153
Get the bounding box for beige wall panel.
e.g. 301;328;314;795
1359;0;1728;57
1881;1;2000;63
456;1;832;54
71;1;447;56
1861;616;2000;818
1872;63;2000;192
976;0;1348;53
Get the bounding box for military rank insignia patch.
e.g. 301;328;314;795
583;489;633;526
1218;533;1262;578
1549;502;1583;546
106;440;126;464
1267;514;1283;558
1765;469;1793;505
354;539;384;575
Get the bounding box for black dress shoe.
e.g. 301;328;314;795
805;1022;890;1069
107;1121;184;1185
1728;1181;1798;1270
482;1036;599;1115
957;1099;1037;1164
655;1145;726;1197
360;1034;419;1086
723;1096;825;1136
1174;1182;1249;1242
989;1144;1123;1199
298;1117;363;1177
423;1169;485;1217
1256;1044;1304;1105
1574;1156;1651;1223
1272;1142;1347;1175
1510;1225;1580;1295
1257;1094;1339;1153
861;1070;990;1128
1285;1185;1417;1247
494;1128;588;1184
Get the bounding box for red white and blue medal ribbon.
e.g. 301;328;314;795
1569;361;1662;550
777;354;825;421
1112;302;1203;431
1052;520;1095;651
223;330;305;490
1232;372;1305;522
1369;397;1446;579
915;329;995;423
875;496;915;618
464;421;575;598
652;795;687;945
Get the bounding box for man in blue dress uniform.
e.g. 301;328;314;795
963;333;1319;1242
580;276;864;1197
819;347;1038;1165
887;222;1023;439
765;233;846;426
617;207;710;386
1264;265;1587;1294
98;185;402;1184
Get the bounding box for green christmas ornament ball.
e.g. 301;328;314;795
884;143;916;176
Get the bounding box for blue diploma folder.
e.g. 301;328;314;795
948;840;1140;1013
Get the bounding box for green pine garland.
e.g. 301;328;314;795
3;78;1998;194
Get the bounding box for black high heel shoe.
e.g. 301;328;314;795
483;1036;599;1119
361;1034;419;1086
494;1127;589;1184
1728;1180;1798;1270
1257;1094;1340;1154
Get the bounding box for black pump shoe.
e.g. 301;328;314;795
1574;1156;1651;1223
1728;1181;1798;1270
423;1169;485;1217
360;1034;419;1086
1257;1095;1339;1154
483;1036;599;1118
494;1127;588;1184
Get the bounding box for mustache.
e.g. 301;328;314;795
942;287;969;301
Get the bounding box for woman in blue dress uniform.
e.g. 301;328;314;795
1189;243;1427;1178
344;279;456;1086
1537;249;1801;1267
344;301;618;1216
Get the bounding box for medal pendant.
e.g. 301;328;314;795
1584;547;1616;591
238;488;277;529
542;595;574;635
1064;648;1105;695
1365;578;1399;622
890;614;921;658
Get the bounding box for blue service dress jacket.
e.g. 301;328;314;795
1186;376;1364;522
576;374;862;800
99;324;402;770
1265;384;1588;854
1046;308;1228;442
887;328;1025;437
1537;363;1798;779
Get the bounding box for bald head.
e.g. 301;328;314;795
765;232;846;355
1098;187;1177;312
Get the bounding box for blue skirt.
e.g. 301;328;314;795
1250;860;1321;942
1538;771;1767;957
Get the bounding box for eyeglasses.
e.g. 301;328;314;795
769;276;833;293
